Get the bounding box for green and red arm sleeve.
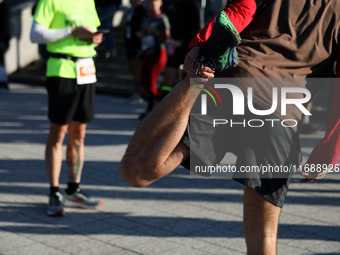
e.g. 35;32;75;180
188;0;258;49
307;54;340;166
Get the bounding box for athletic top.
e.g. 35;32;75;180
224;0;340;127
34;0;100;78
190;0;340;164
191;0;340;128
140;12;170;56
124;5;146;50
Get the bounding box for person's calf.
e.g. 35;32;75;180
243;186;281;255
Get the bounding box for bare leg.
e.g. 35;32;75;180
45;123;69;187
121;75;193;187
120;46;214;187
243;186;281;255
66;121;87;183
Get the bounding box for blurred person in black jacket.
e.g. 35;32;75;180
0;0;10;93
95;0;121;58
125;0;146;103
159;0;200;100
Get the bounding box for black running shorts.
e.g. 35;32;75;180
181;88;302;208
46;77;95;125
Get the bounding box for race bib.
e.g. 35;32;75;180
141;35;155;51
76;58;97;85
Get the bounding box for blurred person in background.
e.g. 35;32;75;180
137;0;170;120
159;0;200;101
0;0;10;94
95;0;121;58
30;0;104;216
125;0;146;104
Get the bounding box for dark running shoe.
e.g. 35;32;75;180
194;12;241;74
47;191;65;216
64;188;103;209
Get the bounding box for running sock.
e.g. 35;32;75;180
50;186;60;195
65;182;79;195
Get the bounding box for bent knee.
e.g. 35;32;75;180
120;157;153;188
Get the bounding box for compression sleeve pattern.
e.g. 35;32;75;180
189;0;257;49
30;21;72;44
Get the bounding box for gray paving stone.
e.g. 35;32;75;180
103;216;144;229
306;240;340;254
98;235;157;249
58;238;119;254
70;221;117;235
199;243;245;255
111;250;141;255
276;243;307;255
1;243;62;255
158;218;212;235
87;226;138;244
43;235;94;249
165;236;211;249
74;245;123;255
128;239;180;255
214;237;247;254
0;233;37;251
158;246;215;255
314;227;340;242
285;235;335;251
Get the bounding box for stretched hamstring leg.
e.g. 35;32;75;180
120;46;214;187
120;75;201;187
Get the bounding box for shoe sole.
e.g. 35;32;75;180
47;210;65;216
64;200;104;209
